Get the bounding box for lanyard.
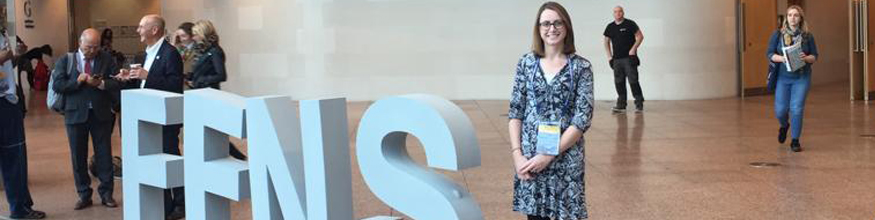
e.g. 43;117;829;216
529;56;575;121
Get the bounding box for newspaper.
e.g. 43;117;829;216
782;42;805;72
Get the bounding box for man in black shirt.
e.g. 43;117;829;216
603;6;644;113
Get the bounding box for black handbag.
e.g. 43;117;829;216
766;31;782;92
767;62;777;91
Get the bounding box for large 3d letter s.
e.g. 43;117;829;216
356;94;483;220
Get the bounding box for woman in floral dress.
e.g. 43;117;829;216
508;2;594;220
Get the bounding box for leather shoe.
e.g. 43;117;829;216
9;209;46;219
101;197;118;208
74;199;92;210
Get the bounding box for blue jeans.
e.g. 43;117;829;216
774;72;811;139
0;99;36;216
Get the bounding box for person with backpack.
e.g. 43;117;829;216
31;58;48;91
51;28;121;210
15;44;52;90
12;43;52;113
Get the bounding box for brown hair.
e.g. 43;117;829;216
531;2;576;57
781;5;810;35
178;22;194;37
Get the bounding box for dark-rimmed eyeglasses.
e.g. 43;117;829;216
539;20;565;29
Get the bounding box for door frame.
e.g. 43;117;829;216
739;0;778;98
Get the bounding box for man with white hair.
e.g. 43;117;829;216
52;28;122;210
116;14;185;220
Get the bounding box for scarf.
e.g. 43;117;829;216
781;26;804;46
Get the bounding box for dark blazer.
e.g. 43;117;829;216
127;40;184;94
51;50;121;125
189;45;227;89
766;30;819;75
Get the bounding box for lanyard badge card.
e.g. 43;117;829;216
536;121;561;155
531;64;574;156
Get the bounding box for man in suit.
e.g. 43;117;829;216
116;14;185;220
52;28;120;210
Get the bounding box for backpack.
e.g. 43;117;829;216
47;53;76;113
32;59;49;91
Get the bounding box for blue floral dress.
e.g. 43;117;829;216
509;52;594;219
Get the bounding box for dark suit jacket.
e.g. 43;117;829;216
51;51;121;125
127;40;183;94
189;45;226;89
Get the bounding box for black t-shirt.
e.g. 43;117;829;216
603;19;640;59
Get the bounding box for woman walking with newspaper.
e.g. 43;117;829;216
767;5;818;152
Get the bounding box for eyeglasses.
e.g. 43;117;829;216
539;20;566;29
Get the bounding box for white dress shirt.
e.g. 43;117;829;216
141;36;165;88
76;49;100;109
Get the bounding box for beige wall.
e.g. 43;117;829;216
163;0;740;101
72;0;89;44
15;0;70;65
72;0;160;57
13;0;160;67
4;0;16;40
804;0;851;85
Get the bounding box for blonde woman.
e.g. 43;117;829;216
189;20;247;160
767;5;818;152
189;20;226;90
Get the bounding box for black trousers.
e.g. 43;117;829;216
0;98;36;216
162;124;185;216
65;110;114;201
613;57;644;107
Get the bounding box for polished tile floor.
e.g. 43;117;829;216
3;83;875;219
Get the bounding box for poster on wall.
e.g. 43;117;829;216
93;19;107;31
119;25;137;38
